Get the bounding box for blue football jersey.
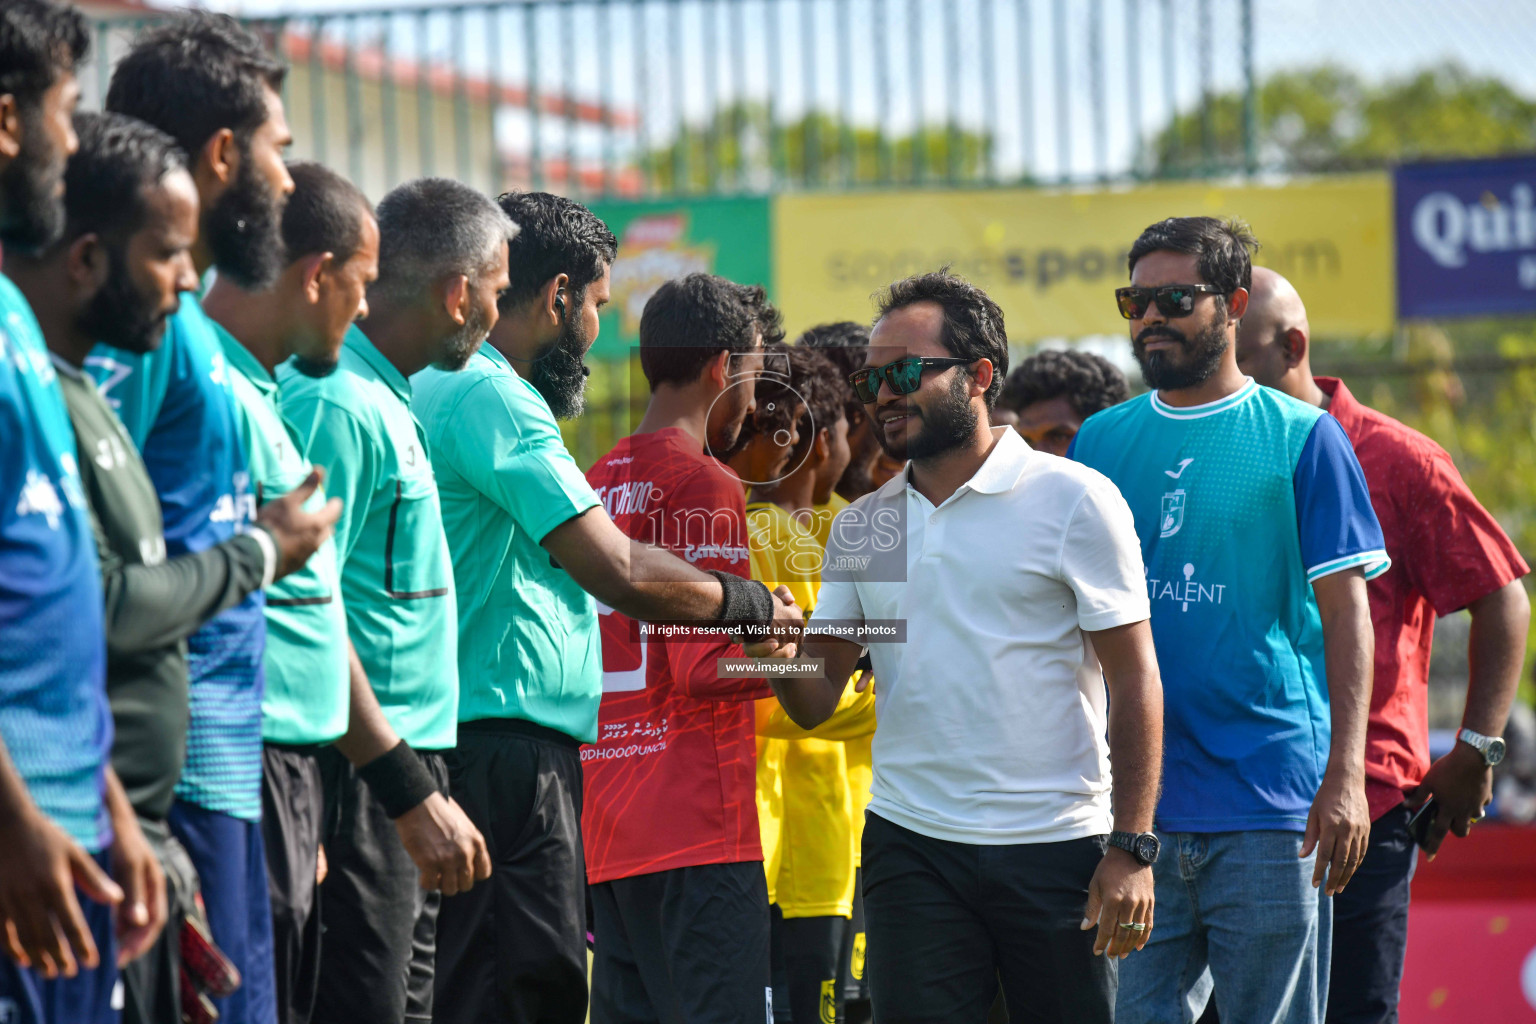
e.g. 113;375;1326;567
88;294;266;822
0;272;112;852
1070;380;1388;832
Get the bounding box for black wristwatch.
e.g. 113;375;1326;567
1108;831;1160;867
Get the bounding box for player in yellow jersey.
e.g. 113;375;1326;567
797;322;885;1022
736;341;879;1024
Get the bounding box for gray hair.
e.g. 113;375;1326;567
370;177;518;305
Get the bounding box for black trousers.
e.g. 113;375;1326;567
312;746;448;1024
783;914;849;1024
262;744;326;1024
590;861;772;1024
434;719;589;1024
861;813;1115;1024
1326;804;1417;1024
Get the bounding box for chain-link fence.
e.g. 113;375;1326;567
82;0;1536;704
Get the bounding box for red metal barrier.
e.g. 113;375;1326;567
1399;825;1536;1022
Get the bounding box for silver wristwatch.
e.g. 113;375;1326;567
1457;727;1507;767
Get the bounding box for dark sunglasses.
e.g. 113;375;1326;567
1114;284;1222;320
848;356;973;404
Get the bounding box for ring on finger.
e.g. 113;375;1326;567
1116;921;1147;932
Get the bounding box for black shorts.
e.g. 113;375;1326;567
590;861;771;1024
434;719;589;1024
312;745;448;1024
261;743;325;1024
861;813;1114;1024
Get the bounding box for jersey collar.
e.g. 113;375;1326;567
209;318;277;396
888;424;1032;504
1150;377;1259;420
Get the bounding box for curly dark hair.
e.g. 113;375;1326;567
747;342;804;439
796;321;868;379
875;270;1009;409
496;191;617;311
106;11;287;161
61;112;186;247
1127;216;1259;299
0;0;88;107
283;161;372;265
639;273;777;390
738;343;844;464
796;321;869;426
999;349;1130;420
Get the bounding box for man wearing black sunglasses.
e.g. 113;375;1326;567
1071;217;1388;1024
752;270;1165;1023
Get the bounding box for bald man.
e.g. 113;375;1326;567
1238;268;1531;1024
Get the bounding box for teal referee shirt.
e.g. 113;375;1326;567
413;344;602;744
281;325;458;750
214;323;350;746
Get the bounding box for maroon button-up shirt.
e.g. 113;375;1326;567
1318;377;1528;819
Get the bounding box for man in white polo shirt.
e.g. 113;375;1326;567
755;271;1165;1023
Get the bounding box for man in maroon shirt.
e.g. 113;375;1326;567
1237;266;1531;1024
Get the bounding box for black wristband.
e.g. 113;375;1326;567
356;740;439;819
706;569;776;642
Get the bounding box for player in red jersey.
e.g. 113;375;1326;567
585;273;795;1024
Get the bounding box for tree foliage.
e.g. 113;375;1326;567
1150;62;1536;177
641;103;995;193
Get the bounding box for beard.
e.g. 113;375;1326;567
288;352;340;378
204;151;286;290
76;249;173;354
874;370;977;462
1134;319;1229;391
706;384;754;462
433;299;493;372
0;116;66;253
527;306;591;420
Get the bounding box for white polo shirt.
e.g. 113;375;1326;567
807;426;1150;845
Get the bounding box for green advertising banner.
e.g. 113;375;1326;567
585;195;773;360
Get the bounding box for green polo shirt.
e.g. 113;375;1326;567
412;345;602;743
214;323;350;746
279;325;458;750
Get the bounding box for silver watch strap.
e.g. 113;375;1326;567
1457;727;1496;761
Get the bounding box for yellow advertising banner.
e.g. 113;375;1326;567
772;175;1394;343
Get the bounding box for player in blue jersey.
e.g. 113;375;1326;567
1070;217;1386;1024
87;14;298;1024
0;5;147;1022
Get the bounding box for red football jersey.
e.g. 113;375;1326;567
582;427;770;884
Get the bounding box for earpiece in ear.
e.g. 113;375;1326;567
554;295;566;317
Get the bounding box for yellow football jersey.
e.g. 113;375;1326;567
748;499;876;917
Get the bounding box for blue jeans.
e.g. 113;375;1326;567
1117;830;1331;1024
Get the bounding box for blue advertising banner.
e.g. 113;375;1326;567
1396;156;1536;319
